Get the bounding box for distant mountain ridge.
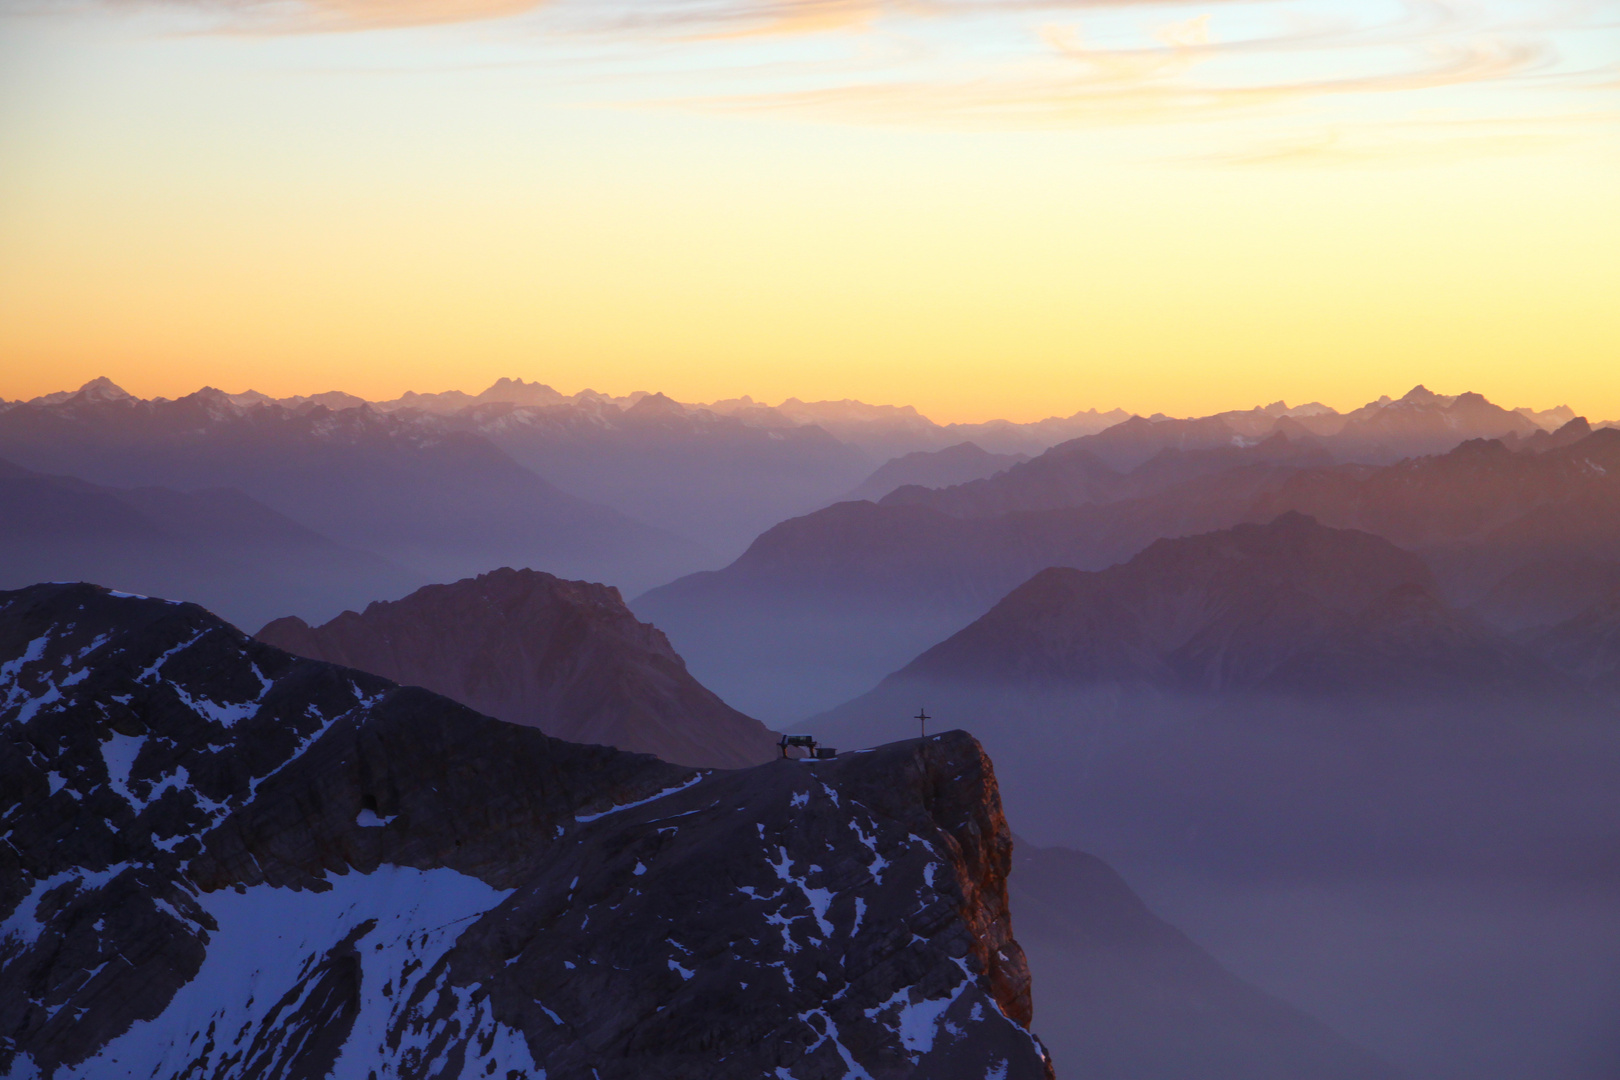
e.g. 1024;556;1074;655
0;384;704;599
844;441;1030;503
639;421;1620;719
885;513;1556;698
257;567;779;769
0;454;414;629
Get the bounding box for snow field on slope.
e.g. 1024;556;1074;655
54;865;532;1080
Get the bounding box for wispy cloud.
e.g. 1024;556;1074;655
668;37;1559;127
1202;108;1620;164
37;0;1620;153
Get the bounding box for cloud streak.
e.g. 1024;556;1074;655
667;36;1558;128
43;0;1620;152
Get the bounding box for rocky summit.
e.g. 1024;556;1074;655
256;567;780;769
0;583;1052;1080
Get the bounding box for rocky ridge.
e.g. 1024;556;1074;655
0;583;1051;1080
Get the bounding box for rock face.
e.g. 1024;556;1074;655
255;567;780;769
0;583;1052;1080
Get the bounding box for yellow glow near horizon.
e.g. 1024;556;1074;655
0;1;1617;423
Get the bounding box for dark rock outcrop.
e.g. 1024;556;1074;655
256;567;780;769
0;583;1051;1080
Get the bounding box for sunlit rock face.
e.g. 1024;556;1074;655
0;583;1051;1080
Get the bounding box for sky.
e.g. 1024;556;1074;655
0;0;1616;423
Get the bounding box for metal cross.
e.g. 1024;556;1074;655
916;708;930;739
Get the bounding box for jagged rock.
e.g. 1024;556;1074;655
0;583;1052;1080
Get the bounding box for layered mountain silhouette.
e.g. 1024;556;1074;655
0;383;704;598
882;431;1330;519
445;392;873;561
0;583;1055;1079
641;421;1620;719
1258;425;1620;628
843;441;1029;504
257;568;779;769
635;457;1342;719
0;455;413;628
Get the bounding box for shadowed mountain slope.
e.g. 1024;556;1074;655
0;583;1053;1080
257;568;779;769
1012;843;1400;1080
1533;591;1620;696
0;456;414;629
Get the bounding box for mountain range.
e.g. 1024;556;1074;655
4;377;1602;633
640;407;1620;720
6;371;1616;1079
256;567;779;769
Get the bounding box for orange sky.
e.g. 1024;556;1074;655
1;0;1617;422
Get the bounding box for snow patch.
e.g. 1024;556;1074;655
864;970;974;1061
99;732;146;806
53;865;518;1080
